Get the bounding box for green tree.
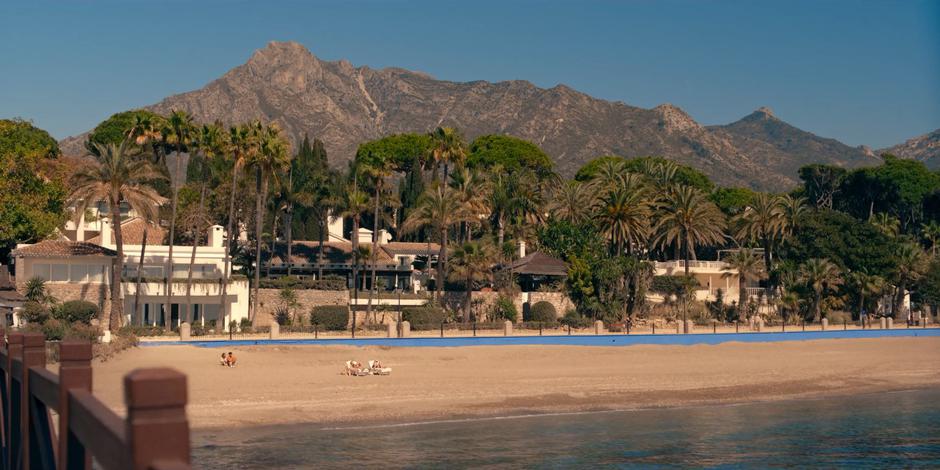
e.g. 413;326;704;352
69;138;166;331
799;164;847;209
0;119;66;260
891;242;929;319
88;110;166;147
732;193;787;272
218;124;257;329
467;135;554;179
653;186;727;276
593;174;650;254
547;180;597;225
426;127;466;184
248;123;291;324
159;110;196;330
779;210;897;279
722;248;764;321
450;241;496;322
799;258;842;322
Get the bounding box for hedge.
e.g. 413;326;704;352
54;300;98;324
259;276;347;291
402;306;448;330
525;301;557;322
310;305;349;331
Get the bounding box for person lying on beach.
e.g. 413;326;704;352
368;360;392;375
225;352;237;367
344;360;369;376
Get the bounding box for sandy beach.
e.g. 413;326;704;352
84;337;940;430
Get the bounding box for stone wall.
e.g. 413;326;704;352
26;282;112;319
254;288;349;326
443;290;575;322
523;292;576;319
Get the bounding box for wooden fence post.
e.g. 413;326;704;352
125;368;190;470
59;341;93;470
6;332;22;470
21;332;47;470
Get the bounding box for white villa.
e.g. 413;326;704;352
11;217;249;330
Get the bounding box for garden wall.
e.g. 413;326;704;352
254;288;349;326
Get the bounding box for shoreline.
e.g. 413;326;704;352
86;337;940;431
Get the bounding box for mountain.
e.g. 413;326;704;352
879;128;940;170
60;41;883;191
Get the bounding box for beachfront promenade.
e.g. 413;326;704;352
144;321;940;348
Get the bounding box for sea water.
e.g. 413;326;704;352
193;388;940;468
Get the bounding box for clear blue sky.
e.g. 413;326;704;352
1;0;938;148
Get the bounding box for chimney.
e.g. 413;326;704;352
327;210;346;242
518;240;526;258
100;219;113;246
208;225;225;248
378;229;391;245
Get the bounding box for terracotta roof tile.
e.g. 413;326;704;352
509;251;568;276
12;241;117;258
382;242;442;256
86;217;166;245
268;241;395;265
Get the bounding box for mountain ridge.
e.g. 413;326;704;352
60;41;901;190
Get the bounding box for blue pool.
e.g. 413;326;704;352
144;327;940;348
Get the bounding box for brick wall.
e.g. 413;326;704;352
23;282;112;320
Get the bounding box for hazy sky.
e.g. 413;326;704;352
2;0;938;148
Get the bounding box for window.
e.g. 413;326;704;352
142;265;163;278
70;264;89;282
88;265;105;283
51;264;69;282
32;264;51;281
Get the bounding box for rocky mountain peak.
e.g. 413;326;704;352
654;103;702;133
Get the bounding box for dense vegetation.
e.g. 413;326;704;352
4;109;939;331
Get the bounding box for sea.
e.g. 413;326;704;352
193;388;940;468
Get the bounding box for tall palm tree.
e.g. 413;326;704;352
160;110;195;330
448;166;489;243
450;241;496;322
778;195;806;239
799;258;842;322
183;123;225;325
891;242;929;320
248;123;291;324
360;158;395;320
733;193;785;272
594;174;650;255
69;138;166;331
426;127;466;185
218;124;256;330
548;179;597;224
653;186;727;276
338;172;370;299
126;116;165;326
401;184;476;300
272;165;313;277
591;158;626;190
721;248;764;321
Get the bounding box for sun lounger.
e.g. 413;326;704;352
344;360;370;376
368;360;392;375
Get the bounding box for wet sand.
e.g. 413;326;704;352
85;337;940;430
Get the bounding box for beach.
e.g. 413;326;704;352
85;337;940;430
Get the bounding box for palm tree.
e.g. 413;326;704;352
594;174;650;255
921;221;940;256
799;258;842;322
69;138;166;331
548;179;597;224
426;127;466;184
183;122;225;325
338;172;370;299
272;165;313;277
845;269;884;320
448;167;489;242
160;110;195;330
590;158;626;190
869;212;900;238
218;124;256;331
248;123;290;324
733;193;785;272
401;184;476;300
360;157;396;321
126;116;165;326
891;243;929;321
778;195;806;239
721;248;764;321
450;241;496;322
653;186;727;276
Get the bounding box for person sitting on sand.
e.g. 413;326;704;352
219;353;227;366
226;352;237;367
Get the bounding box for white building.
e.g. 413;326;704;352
12;217;249;331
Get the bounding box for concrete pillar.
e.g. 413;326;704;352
387;322;396;338
269;322;279;339
821;318;828;331
504;320;513;336
880;317;887;329
401;321;411;337
685;319;694;334
101;330;112;344
887;317;893;329
756;318;763;332
179;322;191;341
594;320;605;335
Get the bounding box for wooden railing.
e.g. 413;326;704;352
0;330;191;470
